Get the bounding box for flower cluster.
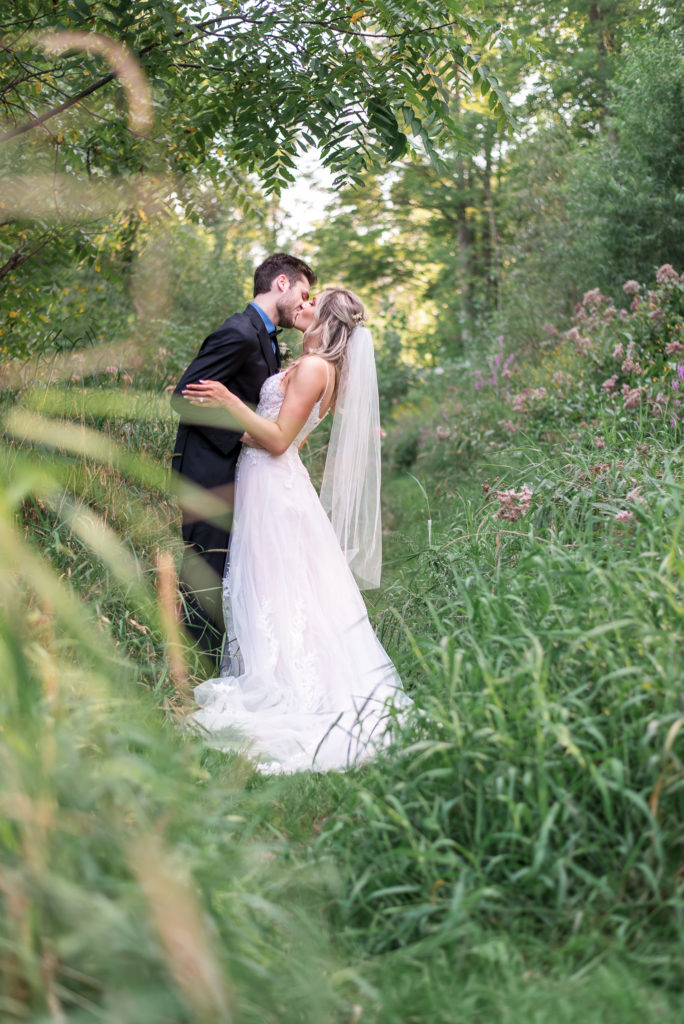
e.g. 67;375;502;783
512;386;547;413
655;264;680;285
473;336;517;394
493;485;533;522
487;265;683;435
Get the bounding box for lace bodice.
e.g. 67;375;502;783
254;370;326;450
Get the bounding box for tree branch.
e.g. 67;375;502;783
0;71;116;142
0;10;467;145
0;232;53;280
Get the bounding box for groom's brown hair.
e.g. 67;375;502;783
253;253;316;296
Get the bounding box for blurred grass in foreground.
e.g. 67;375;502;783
0;382;352;1022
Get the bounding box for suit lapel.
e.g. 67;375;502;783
245;304;278;375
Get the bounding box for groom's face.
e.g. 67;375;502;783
275;274;311;329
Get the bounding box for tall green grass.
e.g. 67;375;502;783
320;433;684;979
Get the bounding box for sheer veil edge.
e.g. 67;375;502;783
319;325;382;590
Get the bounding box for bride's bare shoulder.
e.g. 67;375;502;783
284;354;329;387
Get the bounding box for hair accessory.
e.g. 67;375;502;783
351;311;368;326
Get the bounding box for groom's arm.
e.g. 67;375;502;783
182;357;329;456
170;320;258;457
171;321;250;410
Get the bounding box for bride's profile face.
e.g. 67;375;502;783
293;298;316;333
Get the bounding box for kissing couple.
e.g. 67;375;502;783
171;253;410;773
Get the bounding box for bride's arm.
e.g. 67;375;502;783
182;358;328;456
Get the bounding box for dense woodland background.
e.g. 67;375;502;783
2;2;684;1022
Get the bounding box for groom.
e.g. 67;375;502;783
171;253;316;666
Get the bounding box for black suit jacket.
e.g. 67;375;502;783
171;305;279;490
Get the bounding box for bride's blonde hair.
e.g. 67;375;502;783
303;289;367;388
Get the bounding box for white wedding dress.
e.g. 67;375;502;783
189;370;411;774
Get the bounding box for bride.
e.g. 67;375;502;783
181;288;411;773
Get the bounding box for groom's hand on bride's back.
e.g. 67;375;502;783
240;431;265;449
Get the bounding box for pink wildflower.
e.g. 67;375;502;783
612;343;624;360
665;339;683;355
656;263;679;284
623;387;643;409
626;487;646;505
582;288;602;308
621;356;641;375
623;280;640;296
494;485;533;522
648;309;664;322
531;387;547;401
630;297;640;312
594;436;606;449
615;510;634;523
498;419;517;434
601;375;617;393
552;370;571;390
567;327;581;344
436;425;451;441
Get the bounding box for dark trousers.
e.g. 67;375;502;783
177;481;235;670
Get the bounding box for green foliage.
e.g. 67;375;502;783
564;34;684;296
1;1;525;376
495;125;580;342
0;209;257;381
361;949;683;1023
1;0;518;190
489;0;670;132
487;269;683;443
304;6;684;359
